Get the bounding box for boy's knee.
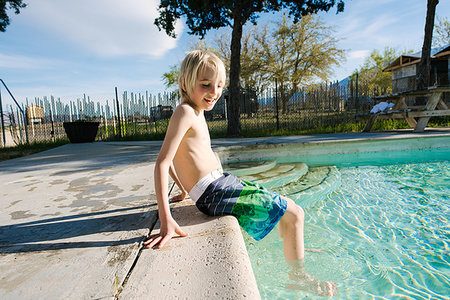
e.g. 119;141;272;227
282;199;304;226
291;204;304;225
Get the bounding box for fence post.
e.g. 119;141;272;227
0;79;28;144
275;78;279;130
115;87;122;139
0;87;6;147
355;72;359;110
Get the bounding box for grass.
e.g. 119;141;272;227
0;139;69;162
218;117;450;138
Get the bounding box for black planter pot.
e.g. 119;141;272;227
63;121;100;143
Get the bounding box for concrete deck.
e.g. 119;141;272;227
0;140;259;299
1;129;449;299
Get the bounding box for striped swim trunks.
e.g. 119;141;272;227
190;172;287;241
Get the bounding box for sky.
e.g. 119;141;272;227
0;0;449;109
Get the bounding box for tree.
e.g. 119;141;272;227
353;47;402;95
214;26;269;92
258;14;344;112
433;15;450;47
154;0;345;136
0;0;26;32
416;0;439;92
162;64;179;89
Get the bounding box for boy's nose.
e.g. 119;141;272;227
210;85;218;95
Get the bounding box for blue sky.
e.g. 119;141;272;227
0;0;449;109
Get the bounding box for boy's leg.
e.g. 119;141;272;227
279;196;337;296
278;196;305;262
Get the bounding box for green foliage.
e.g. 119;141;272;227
262;14;344;87
240;117;450;137
248;14;344;112
0;0;26;32
213;26;268;91
161;64;179;89
205;14;344;95
433;15;450;47
352;47;410;95
99;120;170;142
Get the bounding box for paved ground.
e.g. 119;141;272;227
0;142;162;299
0;141;259;299
1;129;449;299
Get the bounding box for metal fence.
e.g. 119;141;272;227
205;80;375;136
1;80;377;147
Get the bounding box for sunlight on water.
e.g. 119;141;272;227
231;154;450;299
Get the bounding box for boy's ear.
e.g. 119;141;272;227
179;78;186;92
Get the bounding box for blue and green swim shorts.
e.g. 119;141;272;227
189;171;287;241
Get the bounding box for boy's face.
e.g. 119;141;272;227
188;64;224;112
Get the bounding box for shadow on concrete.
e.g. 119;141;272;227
0;205;158;254
0;204;215;254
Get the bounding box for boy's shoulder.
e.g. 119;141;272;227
170;103;199;127
174;102;196;115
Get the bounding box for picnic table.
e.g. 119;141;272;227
363;85;450;132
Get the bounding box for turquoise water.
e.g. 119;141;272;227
225;147;450;299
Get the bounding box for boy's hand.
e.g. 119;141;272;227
170;190;188;203
143;217;188;249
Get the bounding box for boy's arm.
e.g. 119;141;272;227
169;162;188;202
144;105;193;249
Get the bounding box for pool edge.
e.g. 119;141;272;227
214;131;450;164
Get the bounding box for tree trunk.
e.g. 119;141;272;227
416;0;439;92
227;8;243;136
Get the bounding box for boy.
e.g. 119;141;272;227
144;50;335;296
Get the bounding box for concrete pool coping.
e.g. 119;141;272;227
213;128;450;163
0;128;449;299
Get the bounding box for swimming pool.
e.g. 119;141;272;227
223;140;450;299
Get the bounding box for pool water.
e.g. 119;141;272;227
225;149;450;299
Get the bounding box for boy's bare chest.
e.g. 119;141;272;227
185;119;211;145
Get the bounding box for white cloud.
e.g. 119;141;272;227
0;53;58;69
348;50;370;59
326;0;426;49
21;0;184;58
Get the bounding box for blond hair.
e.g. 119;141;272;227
178;50;226;105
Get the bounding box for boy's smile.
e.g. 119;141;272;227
189;64;224;112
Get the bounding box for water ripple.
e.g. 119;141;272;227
243;160;450;299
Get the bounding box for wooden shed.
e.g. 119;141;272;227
384;45;450;92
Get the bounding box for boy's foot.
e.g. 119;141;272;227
287;271;338;297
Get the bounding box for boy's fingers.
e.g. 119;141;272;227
145;228;187;249
145;236;162;248
144;233;159;241
143;234;156;245
158;235;172;249
176;227;188;237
